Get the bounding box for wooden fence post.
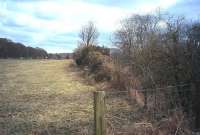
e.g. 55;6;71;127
94;91;106;135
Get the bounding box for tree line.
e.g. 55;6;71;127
113;13;200;129
74;12;200;130
0;38;48;59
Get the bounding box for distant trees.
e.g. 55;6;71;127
0;38;48;59
48;53;73;59
78;21;99;46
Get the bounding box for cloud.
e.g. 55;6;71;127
0;0;192;53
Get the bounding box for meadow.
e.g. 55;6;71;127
0;59;96;135
0;59;193;135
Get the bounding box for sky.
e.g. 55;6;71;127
0;0;199;53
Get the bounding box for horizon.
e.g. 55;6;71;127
0;0;199;53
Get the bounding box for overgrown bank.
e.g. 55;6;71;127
73;12;200;133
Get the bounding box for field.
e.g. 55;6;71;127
0;59;193;135
0;59;96;135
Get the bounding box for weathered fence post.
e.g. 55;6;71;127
94;91;106;135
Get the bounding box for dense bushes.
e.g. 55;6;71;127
112;14;200;129
73;45;111;82
73;45;138;86
74;46;108;64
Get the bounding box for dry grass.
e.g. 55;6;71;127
0;59;193;135
0;59;96;135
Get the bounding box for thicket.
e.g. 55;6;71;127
112;13;200;129
74;13;200;130
74;45;111;82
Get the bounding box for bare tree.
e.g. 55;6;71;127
78;21;99;46
114;14;160;63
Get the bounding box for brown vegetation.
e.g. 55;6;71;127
74;12;200;133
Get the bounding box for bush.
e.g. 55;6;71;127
73;45;111;82
74;46;109;65
74;46;91;66
87;51;104;72
93;60;112;82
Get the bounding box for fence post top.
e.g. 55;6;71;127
94;91;105;94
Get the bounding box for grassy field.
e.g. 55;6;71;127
1;59;178;135
0;59;190;135
0;59;96;135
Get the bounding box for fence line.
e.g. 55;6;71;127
100;84;196;135
106;82;191;93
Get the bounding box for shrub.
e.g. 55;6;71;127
87;51;104;73
93;60;112;82
73;46;91;66
73;45;111;82
74;46;109;66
